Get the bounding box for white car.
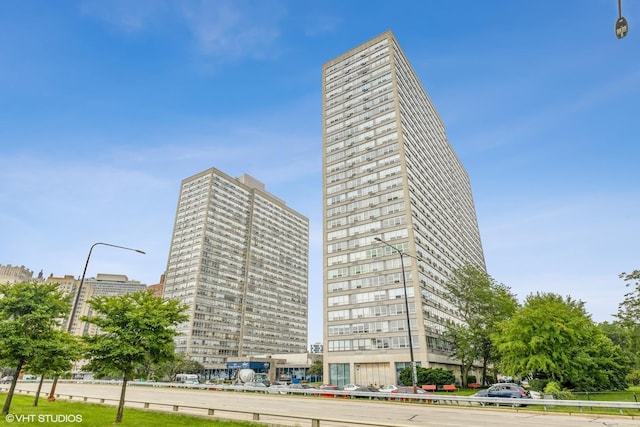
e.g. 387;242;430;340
380;385;398;392
268;383;289;394
343;384;360;391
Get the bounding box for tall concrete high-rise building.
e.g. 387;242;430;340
163;168;309;376
322;31;485;387
61;273;147;336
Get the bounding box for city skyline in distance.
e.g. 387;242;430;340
1;1;639;346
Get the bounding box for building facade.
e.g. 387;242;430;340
0;264;39;284
309;342;324;354
322;31;485;387
63;273;147;336
163;168;309;375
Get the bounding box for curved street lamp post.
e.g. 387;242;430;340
374;237;418;394
66;242;146;333
47;242;145;401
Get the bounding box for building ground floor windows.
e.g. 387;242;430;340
328;361;421;387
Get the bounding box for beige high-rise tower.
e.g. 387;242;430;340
164;168;309;377
323;31;485;386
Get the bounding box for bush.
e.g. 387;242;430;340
466;375;477;385
529;379;549;392
399;367;455;387
544;381;574;400
627;369;640;386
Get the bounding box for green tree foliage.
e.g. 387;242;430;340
307;360;323;378
493;292;628;391
141;354;205;381
443;265;518;386
399;366;455;387
614;270;640;369
599;321;639;369
27;330;82;406
617;270;640;325
174;358;205;376
0;282;71;414
82;290;188;423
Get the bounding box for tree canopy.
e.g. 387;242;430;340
0;282;71;414
82;289;188;422
443;264;518;386
493;292;627;391
617;270;640;325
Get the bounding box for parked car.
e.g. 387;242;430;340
0;376;13;384
243;382;268;393
390;386;428;401
268;383;289;394
380;384;398;392
473;383;532;405
318;384;341;390
287;383;314;394
342;384;360;391
315;384;342;397
351;386;383;399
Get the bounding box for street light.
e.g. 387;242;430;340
48;242;145;402
374;237;418;394
616;0;629;39
67;242;146;333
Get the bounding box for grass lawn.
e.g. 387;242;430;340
0;393;267;427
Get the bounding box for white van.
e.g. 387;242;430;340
175;373;199;384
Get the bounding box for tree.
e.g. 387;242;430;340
27;330;82;406
307;360;323;379
442;265;518;386
0;282;71;414
599;321;639;369
611;269;640;386
82;290;188;423
493;292;627;391
149;355;205;382
617;270;640;325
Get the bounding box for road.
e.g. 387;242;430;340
7;382;640;427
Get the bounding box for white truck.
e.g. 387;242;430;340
175;373;199;384
236;368;270;386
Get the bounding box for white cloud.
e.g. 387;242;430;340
80;0;166;33
80;0;289;60
179;0;287;59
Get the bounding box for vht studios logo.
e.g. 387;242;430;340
5;414;83;423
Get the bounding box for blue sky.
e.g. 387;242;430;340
1;1;639;345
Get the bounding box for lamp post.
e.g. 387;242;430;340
48;242;145;401
615;0;629;39
66;242;146;333
374;237;418;394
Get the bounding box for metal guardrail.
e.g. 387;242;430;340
0;385;410;427
5;381;640;419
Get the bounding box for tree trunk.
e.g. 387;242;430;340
115;375;128;423
481;355;489;386
33;375;45;406
2;359;24;414
47;376;59;401
461;362;470;388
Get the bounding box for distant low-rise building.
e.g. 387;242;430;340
309;342;324;354
0;264;38;284
147;274;165;297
